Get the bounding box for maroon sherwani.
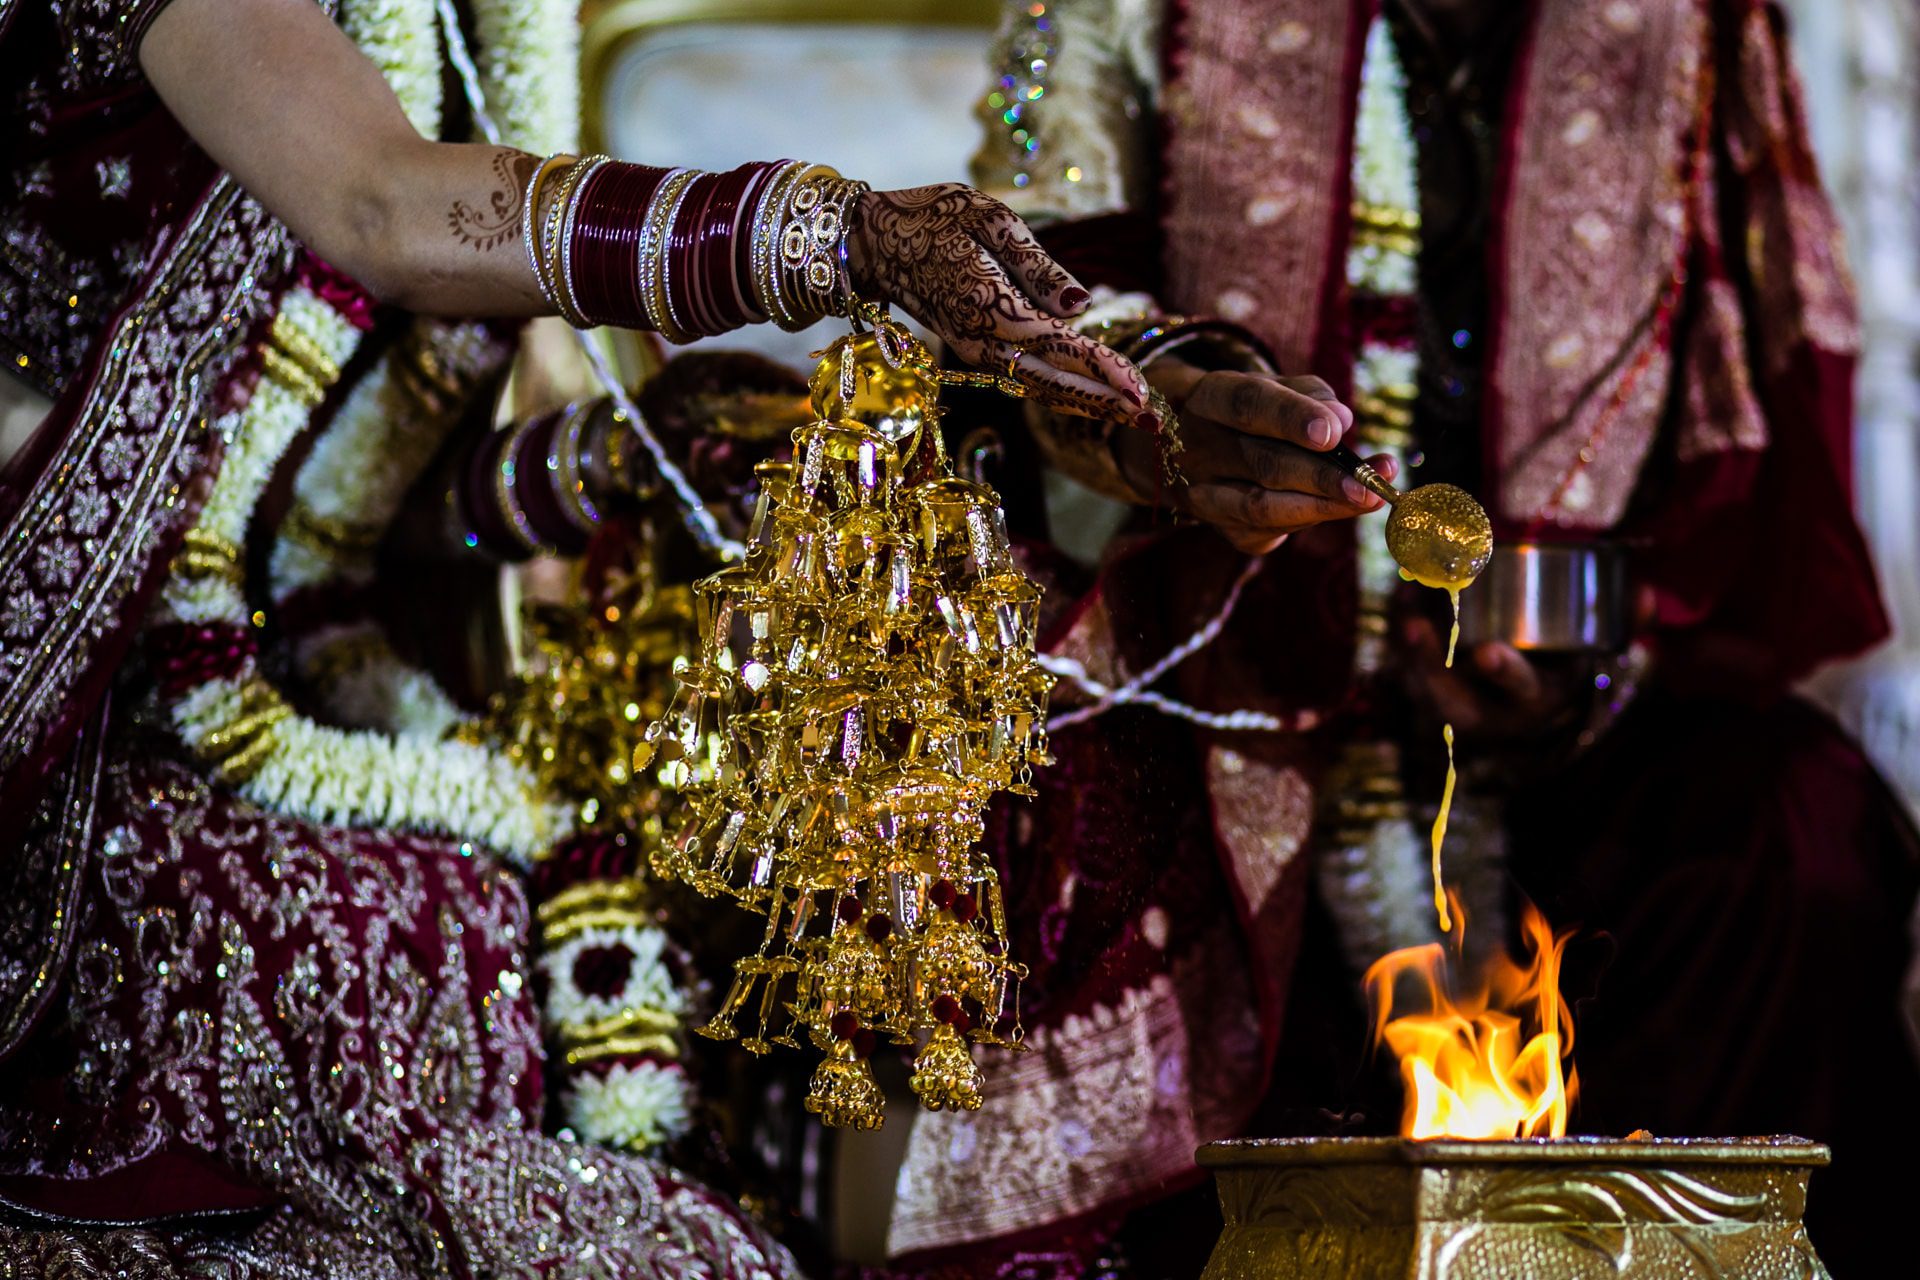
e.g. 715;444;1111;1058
873;2;1919;1277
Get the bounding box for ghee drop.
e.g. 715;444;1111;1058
1446;586;1460;669
1432;722;1456;936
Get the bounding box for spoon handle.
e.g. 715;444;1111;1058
1327;443;1401;505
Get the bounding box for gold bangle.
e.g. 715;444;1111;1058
494;419;543;554
777;172;868;330
638;168;699;343
549;400;601;533
522;153;574;314
539;156;605;327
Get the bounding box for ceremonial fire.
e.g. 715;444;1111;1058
1200;895;1831;1279
1364;900;1577;1141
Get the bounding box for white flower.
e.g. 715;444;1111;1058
541;924;685;1030
563;1061;693;1151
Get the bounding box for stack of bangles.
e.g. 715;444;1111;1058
523;154;870;340
457;398;639;561
461;156;869;559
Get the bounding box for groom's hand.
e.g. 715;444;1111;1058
1115;359;1391;554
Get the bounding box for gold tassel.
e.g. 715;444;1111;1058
805;1039;885;1130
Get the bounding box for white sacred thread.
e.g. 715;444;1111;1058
1040;557;1319;734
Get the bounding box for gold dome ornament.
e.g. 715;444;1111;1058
807;1034;886;1131
808;328;937;443
652;309;1048;1130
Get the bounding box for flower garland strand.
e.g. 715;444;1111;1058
151;0;580;864
153;287;572;863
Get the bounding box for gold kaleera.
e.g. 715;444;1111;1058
644;315;1051;1129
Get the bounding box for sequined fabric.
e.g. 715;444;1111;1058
0;0;299;852
0;737;796;1280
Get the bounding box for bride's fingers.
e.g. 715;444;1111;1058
978;346;1135;424
1007;323;1149;412
970;199;1090;320
902;252;1148;421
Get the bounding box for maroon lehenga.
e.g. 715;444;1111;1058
0;2;793;1274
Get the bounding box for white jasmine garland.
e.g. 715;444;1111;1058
563;1061;694;1151
541;923;686;1031
269;319;502;597
1348;16;1418;297
342;0;443;137
471;0;579;153
1348;18;1423;659
151;2;582;866
291;622;467;739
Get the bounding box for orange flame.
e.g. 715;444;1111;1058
1364;899;1578;1139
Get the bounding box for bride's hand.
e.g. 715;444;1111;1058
846;184;1152;426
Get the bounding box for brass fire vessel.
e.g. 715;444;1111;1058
1199;1136;1830;1280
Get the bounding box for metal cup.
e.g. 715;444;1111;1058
1456;541;1628;653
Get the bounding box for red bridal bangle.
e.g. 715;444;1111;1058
688;164;768;333
551;157;864;339
456;406;606;560
571;162;672;330
665;170;722;338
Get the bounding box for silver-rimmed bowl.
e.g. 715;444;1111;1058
1456;542;1628;653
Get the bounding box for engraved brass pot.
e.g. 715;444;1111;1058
1198;1137;1830;1280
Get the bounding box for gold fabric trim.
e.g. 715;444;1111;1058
1205;748;1309;917
0;702;107;1060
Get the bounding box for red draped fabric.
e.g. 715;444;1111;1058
0;4;798;1274
880;2;1910;1276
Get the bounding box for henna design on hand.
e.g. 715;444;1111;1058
846;184;1146;424
448;149;539;252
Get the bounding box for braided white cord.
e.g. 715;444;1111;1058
1040;557;1317;733
436;0;747;563
435;0;501;136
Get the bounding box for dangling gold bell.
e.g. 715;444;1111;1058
910;1022;984;1112
806;1038;886;1129
814;927;892;1017
809;331;936;443
919;912;996;1003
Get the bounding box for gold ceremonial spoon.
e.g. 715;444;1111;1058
1329;444;1493;591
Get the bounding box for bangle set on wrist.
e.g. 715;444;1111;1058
524;153;870;339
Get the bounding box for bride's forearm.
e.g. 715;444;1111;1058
140;0;547;314
139;0;1148;420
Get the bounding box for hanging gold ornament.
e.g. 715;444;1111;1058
807;1038;887;1130
910;1021;985;1113
647;313;1050;1129
466;556;705;840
